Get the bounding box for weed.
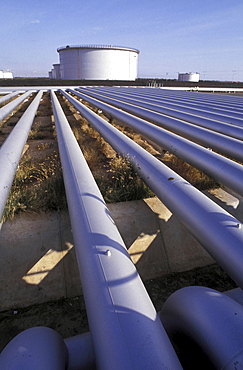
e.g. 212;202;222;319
168;155;220;190
1;152;67;222
96;156;154;203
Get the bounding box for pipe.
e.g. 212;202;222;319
51;90;183;370
81;86;243;136
0;90;34;123
64;332;96;370
96;86;243;119
0;91;21;106
69;88;243;197
107;86;243;110
60;90;243;289
77;88;243;162
224;288;243;307
160;286;243;369
0;326;68;369
0;90;43;220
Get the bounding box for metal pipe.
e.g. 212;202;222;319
64;332;96;370
0;326;68;369
60;90;243;289
0;91;21;106
0;90;43;220
0;90;34;123
69;88;243;197
160;286;243;369
100;86;243;115
81;86;243;133
224;288;243;307
51;90;182;370
120;86;243;109
77;88;243;162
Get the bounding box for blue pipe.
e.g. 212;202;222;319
51;90;182;370
0;326;68;369
160;286;243;369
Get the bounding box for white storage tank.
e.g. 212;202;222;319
52;64;61;79
57;45;139;80
0;70;13;79
178;72;200;82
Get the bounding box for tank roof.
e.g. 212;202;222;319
57;44;140;54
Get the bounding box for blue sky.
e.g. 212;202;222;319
0;0;243;81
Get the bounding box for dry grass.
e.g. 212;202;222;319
166;155;220;190
96;156;154;203
2;152;66;222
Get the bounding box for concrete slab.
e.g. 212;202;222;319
108;199;170;280
144;198;214;272
0;212;68;310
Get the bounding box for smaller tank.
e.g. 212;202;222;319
178;72;200;82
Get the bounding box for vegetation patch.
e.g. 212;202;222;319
165;155;220;190
2;152;66;222
96;156;154;203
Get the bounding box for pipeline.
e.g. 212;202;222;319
0;91;21;106
51;90;182;370
81;86;243;135
107;86;243;110
95;86;243;116
0;90;34;123
0;90;43;220
76;87;243;162
160;286;243;369
0;326;68;369
68;88;243;197
64;332;96;370
60;89;243;290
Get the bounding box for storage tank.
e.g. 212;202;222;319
57;45;139;80
52;64;61;79
178;72;200;82
0;70;13;79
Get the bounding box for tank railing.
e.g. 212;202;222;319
51;90;182;369
76;87;243;162
82;88;243;143
159;286;243;369
0;90;43;220
57;44;140;53
0;91;21;106
0;90;34;123
86;86;243;134
68;88;243;197
60;89;243;289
